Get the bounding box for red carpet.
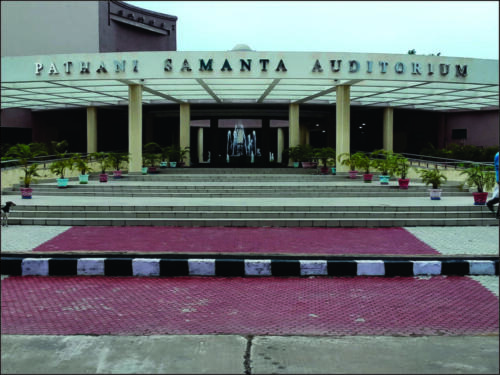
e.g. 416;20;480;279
2;276;497;336
33;227;439;255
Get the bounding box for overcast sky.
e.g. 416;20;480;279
125;1;498;59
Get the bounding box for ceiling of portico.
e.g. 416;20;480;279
2;77;498;112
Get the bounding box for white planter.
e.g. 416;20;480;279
429;188;442;200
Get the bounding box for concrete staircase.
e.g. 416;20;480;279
3;168;497;227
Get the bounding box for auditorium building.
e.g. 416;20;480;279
1;1;499;172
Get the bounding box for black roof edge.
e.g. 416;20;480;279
112;0;178;21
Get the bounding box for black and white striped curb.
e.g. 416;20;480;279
1;257;498;277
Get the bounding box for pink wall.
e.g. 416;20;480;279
442;110;499;148
1;108;33;128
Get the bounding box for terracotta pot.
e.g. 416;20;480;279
20;187;33;199
398;178;410;189
472;192;488;205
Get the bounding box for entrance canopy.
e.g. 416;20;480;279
1;51;498;112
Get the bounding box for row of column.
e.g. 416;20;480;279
288;85;394;172
87;84;395;173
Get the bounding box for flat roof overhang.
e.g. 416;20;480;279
1;51;498;112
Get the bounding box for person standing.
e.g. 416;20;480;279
486;151;499;218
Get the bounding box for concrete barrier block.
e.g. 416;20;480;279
244;260;272;276
132;259;160;277
356;260;385;276
413;261;442;275
468;260;495;275
22;258;50;276
77;258;105;276
188;259;216;276
300;260;328;276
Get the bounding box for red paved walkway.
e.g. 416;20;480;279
2;276;497;336
33;227;439;255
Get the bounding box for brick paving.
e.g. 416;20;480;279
1;276;498;336
30;227;439;255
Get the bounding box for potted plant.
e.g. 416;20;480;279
393;154;411;189
356;152;374;183
314;147;336;175
5;143;48;198
337;152;362;178
160;144;170;168
73;154;93;184
460;164;496;205
166;145;190;168
143;142;162;173
91;152;110;182
49;155;74;188
108;152;129;178
418;166;447;200
371;149;395;185
286;146;305;168
299;145;316;169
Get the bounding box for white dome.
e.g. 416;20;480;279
231;44;253;51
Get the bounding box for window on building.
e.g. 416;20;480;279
451;129;467;140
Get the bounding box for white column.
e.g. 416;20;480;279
277;128;284;163
180;103;191;166
289;103;300;166
86;107;97;154
128;84;142;173
383;107;394;152
336;85;351;173
197;127;204;163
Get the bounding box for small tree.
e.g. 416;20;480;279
73;154;93;175
5;143;48;188
418;167;447;189
49;157;74;179
91;152;111;174
108;152;129;171
337;152;362;171
393;154;410;179
314;147;336;167
371;149;396;176
356;152;373;174
460;164;496;193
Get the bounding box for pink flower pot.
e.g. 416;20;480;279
99;173;108;183
349;170;358;179
21;187;33;199
472;192;488;205
398;178;410;189
363;173;373;183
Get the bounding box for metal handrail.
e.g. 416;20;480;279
1;152;94;170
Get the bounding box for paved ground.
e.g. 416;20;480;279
2;335;499;374
1;185;498;374
2;275;498;336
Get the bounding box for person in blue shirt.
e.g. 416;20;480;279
486;151;499;218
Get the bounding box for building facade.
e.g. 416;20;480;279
1;1;498;169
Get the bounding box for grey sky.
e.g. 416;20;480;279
125;1;498;59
